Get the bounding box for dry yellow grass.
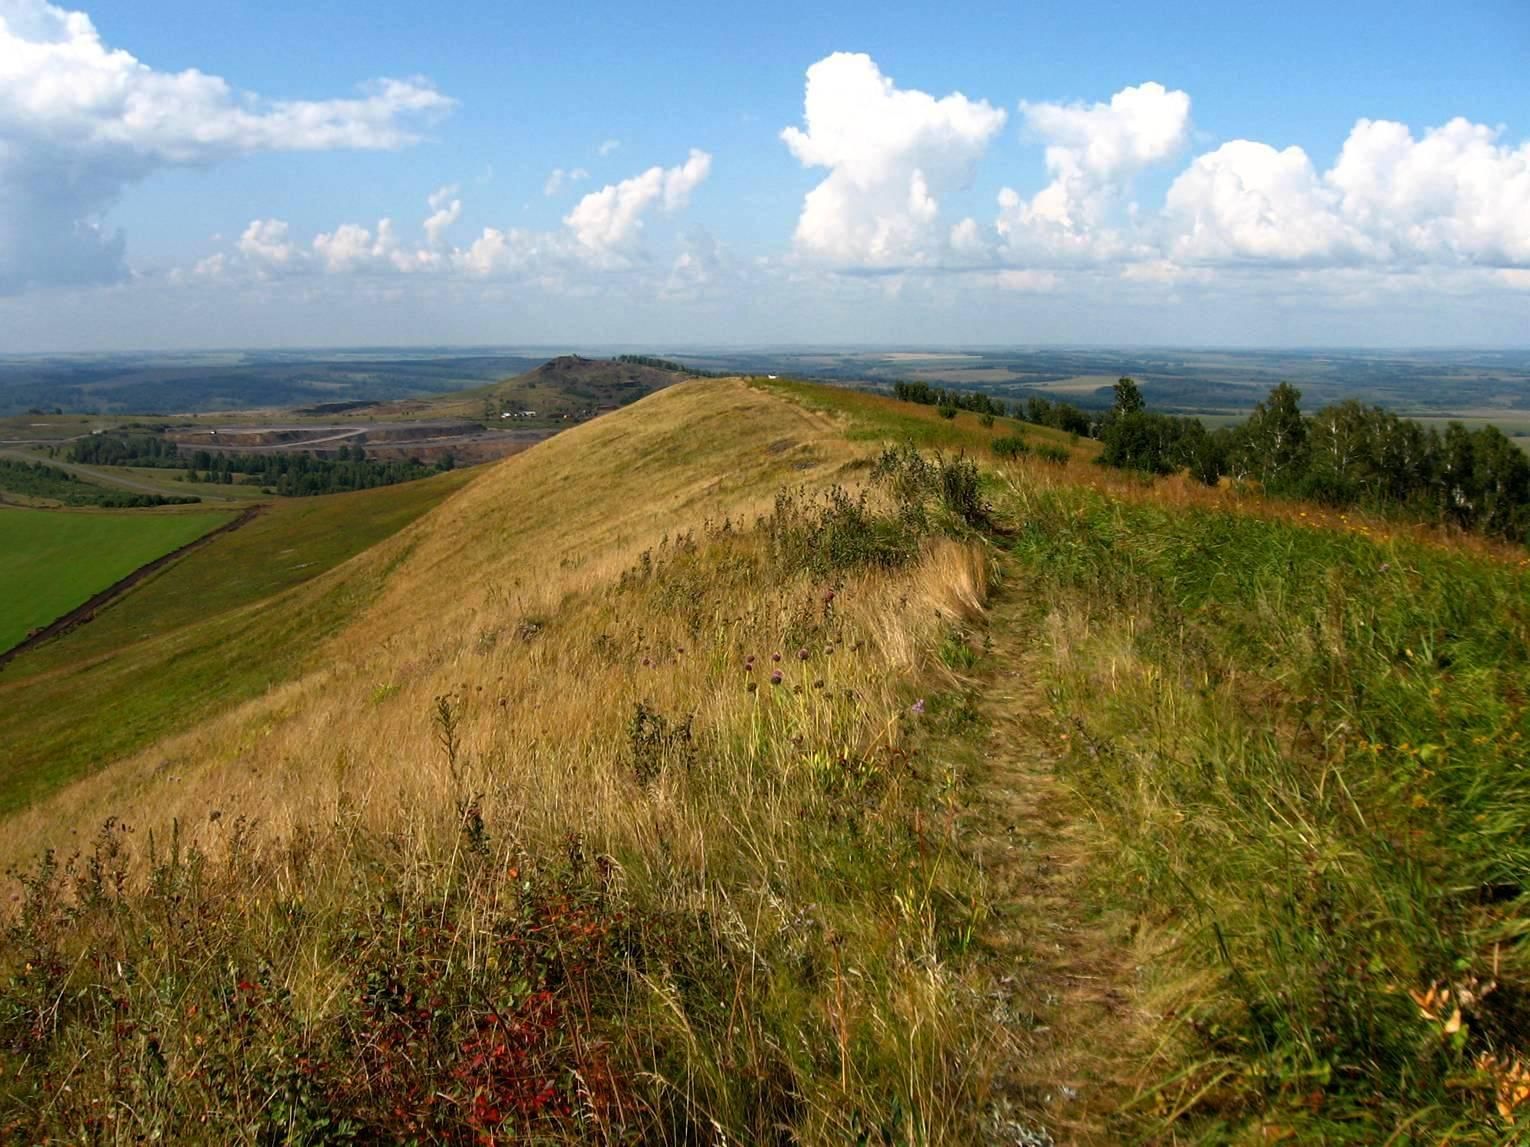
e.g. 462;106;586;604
2;379;863;858
1;376;1016;1142
2;378;992;895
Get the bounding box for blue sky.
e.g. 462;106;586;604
1;0;1528;349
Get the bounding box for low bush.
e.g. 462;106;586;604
990;435;1028;459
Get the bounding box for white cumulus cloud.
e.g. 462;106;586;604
997;81;1190;260
1163;140;1357;264
1327;117;1530;266
1160;117;1530;270
213;151;713;283
563;149;712;256
781;52;1007;267
237;219;296;267
423;185;462;246
313;219;413;273
0;0;453;291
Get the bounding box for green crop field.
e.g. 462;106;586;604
0;468;474;811
0;507;233;652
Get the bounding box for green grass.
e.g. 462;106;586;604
0;507;232;652
12;469;472;676
0;470;473;812
997;478;1530;1139
756;377;1086;455
111;465;273;501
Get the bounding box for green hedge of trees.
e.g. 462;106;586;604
68;437;451;498
615;354;719;377
0;458;201;508
1097;378;1530;541
889;376;1530;544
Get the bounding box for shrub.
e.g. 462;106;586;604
991;435;1029;459
871;442;990;531
626;701;694;785
764;485;921;577
1035;444;1069;465
938;455;988;528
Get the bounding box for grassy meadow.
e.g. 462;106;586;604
0;377;1526;1142
992;468;1530;1141
0;507;232;652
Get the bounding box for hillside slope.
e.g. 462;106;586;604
3;378;858;842
2;378;1527;1143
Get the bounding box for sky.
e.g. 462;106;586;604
1;0;1528;351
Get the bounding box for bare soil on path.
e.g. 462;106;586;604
965;572;1147;1145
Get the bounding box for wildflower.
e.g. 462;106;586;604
772;652;782;663
746;681;757;694
770;670;783;685
797;647;810;661
1379;562;1391;573
911;698;925;715
813;679;825;690
642;657;653;667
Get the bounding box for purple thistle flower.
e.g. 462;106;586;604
797;647;809;661
770;670;783;685
771;652;782;663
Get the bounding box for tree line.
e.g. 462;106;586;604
0;458;201;508
890;377;1530;544
616;354;720;377
68;436;452;498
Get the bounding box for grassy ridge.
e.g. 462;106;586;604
0;508;232;651
0;381;1009;1142
1;378;1526;1139
771;379;1530;1134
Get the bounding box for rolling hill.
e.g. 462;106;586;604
0;377;1526;1143
416;353;696;421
